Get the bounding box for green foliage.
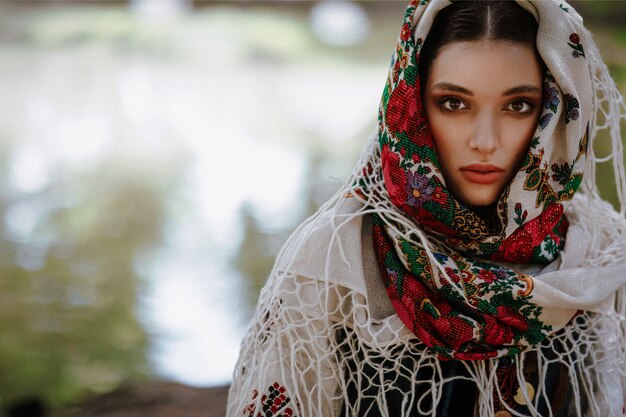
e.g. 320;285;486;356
232;204;283;317
0;146;178;412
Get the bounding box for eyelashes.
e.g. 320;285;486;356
436;97;537;114
504;101;534;113
439;97;466;112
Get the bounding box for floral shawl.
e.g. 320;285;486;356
228;1;626;416
371;0;590;360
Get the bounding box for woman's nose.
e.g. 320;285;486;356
468;112;499;155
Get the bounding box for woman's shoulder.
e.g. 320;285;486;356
562;193;626;268
275;195;371;294
273;194;398;323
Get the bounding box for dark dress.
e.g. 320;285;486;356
339;339;572;417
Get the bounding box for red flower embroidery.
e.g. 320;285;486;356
430;314;476;351
496;306;530;332
431;185;448;206
408;293;476;352
442;267;460;284
400;23;412;41
482;314;514;345
414;207;459;236
481;306;529;346
494;203;564;263
460;269;475;283
245;383;295;417
385;80;419;136
381;145;408;209
477;270;498;284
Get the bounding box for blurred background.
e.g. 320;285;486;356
0;1;623;416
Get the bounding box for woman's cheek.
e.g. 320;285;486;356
507;117;537;154
431;116;467;157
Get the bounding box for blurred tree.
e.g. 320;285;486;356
233;202;281;317
0;145;182;413
570;1;626;26
231;148;341;318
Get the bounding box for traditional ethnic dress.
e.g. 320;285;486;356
227;1;626;416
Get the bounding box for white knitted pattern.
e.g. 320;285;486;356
227;1;626;416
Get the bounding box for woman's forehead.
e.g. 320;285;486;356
426;40;543;93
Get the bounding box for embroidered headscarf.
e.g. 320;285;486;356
371;0;591;360
228;1;626;416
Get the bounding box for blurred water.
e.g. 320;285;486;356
2;1;623;404
0;2;392;396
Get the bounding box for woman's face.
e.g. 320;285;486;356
423;40;543;207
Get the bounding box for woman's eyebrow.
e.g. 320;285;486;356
503;85;542;96
431;82;473;95
431;82;542;97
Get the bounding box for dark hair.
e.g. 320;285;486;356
418;1;539;85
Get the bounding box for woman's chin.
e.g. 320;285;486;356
451;186;501;207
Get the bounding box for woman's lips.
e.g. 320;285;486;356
460;164;505;185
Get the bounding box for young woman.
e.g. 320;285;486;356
227;1;626;416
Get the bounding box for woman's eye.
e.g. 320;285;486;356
506;100;533;113
440;98;466;111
